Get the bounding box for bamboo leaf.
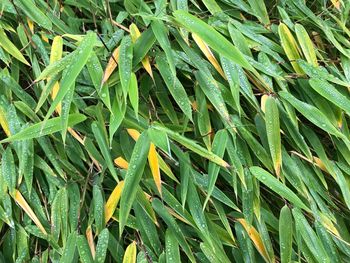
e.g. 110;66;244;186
0;113;86;143
249;166;310;211
237;218;271;263
165;229;181;262
95;229;109;263
192;33;225;78
152;123;230;167
148;143;162;196
0;28;29;65
152;20;176;76
156;53;192;121
295;24;318;67
279;91;344;139
102;46;120;84
44;32;96;120
119;36;133;99
279;205;293;263
173;10;254;71
309;78;350;116
14;190;47;235
278;23;304;74
77;236;94;263
105;181;124;223
122;241;137;263
265;96;282;177
92;121;119;182
119;132;150;235
14;0;52;29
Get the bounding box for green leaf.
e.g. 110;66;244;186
18;138;34;194
119;132;150;235
152;20;176;76
265;96;282;177
156;53;192;121
249;166;310;211
2;147;16;195
173;10;254;71
293;208;330;263
44;32;96;120
152;123;229;167
203;129;228;209
128;73;139;118
93;185;105;234
165;229;181;263
60;232;77;263
60;81;75;143
86;52;111;110
152;198;195;262
77;236;94;263
295;24;318;67
133;27;156;66
0;113;86;143
119;35;133;99
187;179;210;239
279;205;293;263
309;78;350;116
92;121;118;181
195;71;230;122
14;0;52;30
95;228;109;263
0;29;29;65
279;91;344;139
247;0;270;25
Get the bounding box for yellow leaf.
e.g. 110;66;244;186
102;46;120;84
0;105;11;137
51;82;61;114
192;33;226;79
127;129;162;194
320;213;340;237
260;94;268;113
141;56;153;79
27;18;34;34
114;157;129;169
48;37;89;150
50;36;63;65
105;181;124;223
123;241;137;263
148;143;162;196
238;218;271;262
129;23;153;79
41;34;49;43
127;128;178;183
143;191;152;201
67;127;85;145
127;128;141;141
14;190;47;235
129;24;141;42
278;23;304;74
49;36;63;114
331;0;341;10
86;225;96;259
313;156;328;173
166;207;193;226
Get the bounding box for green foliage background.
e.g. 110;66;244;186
0;0;350;262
